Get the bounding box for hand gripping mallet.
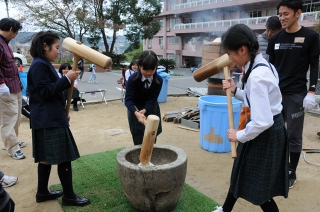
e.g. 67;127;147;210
193;54;237;158
62;37;112;115
138;115;160;166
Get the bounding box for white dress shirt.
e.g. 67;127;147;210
125;69;135;81
141;75;153;89
234;53;283;143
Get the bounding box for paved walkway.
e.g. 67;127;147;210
21;67;208;104
61;69;208;103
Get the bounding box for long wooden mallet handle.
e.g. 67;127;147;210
193;53;234;82
65;55;79;115
62;37;112;115
62;37;112;69
224;66;237;158
139;115;160;166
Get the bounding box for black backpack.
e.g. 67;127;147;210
88;65;93;72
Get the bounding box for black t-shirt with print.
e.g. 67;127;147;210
267;27;319;95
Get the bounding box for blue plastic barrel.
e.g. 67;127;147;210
157;72;170;103
18;72;28;96
198;95;242;153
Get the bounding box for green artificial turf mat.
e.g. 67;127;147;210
51;148;219;211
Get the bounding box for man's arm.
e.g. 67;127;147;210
308;55;319;93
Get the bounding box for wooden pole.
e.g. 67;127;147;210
224;66;237;158
139;115;160;166
66;55;79;116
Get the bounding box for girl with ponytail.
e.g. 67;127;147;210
213;24;289;212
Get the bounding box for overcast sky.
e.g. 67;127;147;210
0;1;18;20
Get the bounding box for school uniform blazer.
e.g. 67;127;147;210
125;72;163;114
28;57;71;129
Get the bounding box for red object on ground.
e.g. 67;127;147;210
19;64;23;72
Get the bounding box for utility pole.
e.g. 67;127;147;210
5;0;9;18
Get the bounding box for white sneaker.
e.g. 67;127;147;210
212;206;224;212
212;206;233;212
2;141;27;150
8;150;26;160
0;175;18;188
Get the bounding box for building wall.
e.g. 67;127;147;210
145;0;320;68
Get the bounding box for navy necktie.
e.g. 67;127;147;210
144;79;150;89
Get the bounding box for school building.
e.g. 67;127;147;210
144;0;320;68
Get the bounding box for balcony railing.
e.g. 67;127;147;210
174;16;268;30
299;11;320;21
174;12;320;30
174;0;233;10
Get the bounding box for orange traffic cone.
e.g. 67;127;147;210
19;64;23;72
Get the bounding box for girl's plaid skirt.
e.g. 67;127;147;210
32;127;80;165
229;114;289;205
127;103;162;145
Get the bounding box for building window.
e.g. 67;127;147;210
169;18;180;28
246;11;262;18
159;37;163;45
170;0;175;10
168;54;179;66
159;20;163;28
303;0;320;12
148;39;153;48
266;9;277;16
168;37;179;44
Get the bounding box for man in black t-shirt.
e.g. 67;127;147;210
267;0;319;189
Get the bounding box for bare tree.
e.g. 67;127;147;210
11;0;161;55
11;0;91;41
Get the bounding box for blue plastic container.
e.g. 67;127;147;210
157;72;170;103
198;95;242;153
19;72;28;96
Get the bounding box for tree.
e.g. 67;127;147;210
12;0;91;42
124;43;143;62
92;0;161;55
159;58;176;73
110;53;127;66
12;0;161;55
125;0;161;48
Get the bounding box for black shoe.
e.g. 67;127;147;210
73;105;79;111
36;190;64;202
62;195;91;206
289;168;297;189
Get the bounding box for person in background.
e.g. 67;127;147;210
58;63;80;111
88;64;97;83
0;170;18;188
125;51;163;145
257;16;282;60
124;60;138;87
28;30;90;206
266;0;319;189
0;18;26;160
213;23;288;212
77;58;84;81
21;98;30;119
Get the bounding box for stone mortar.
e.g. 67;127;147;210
117;144;188;212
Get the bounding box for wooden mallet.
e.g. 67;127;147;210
62;37;112;115
138;115;160;166
193;54;237;158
